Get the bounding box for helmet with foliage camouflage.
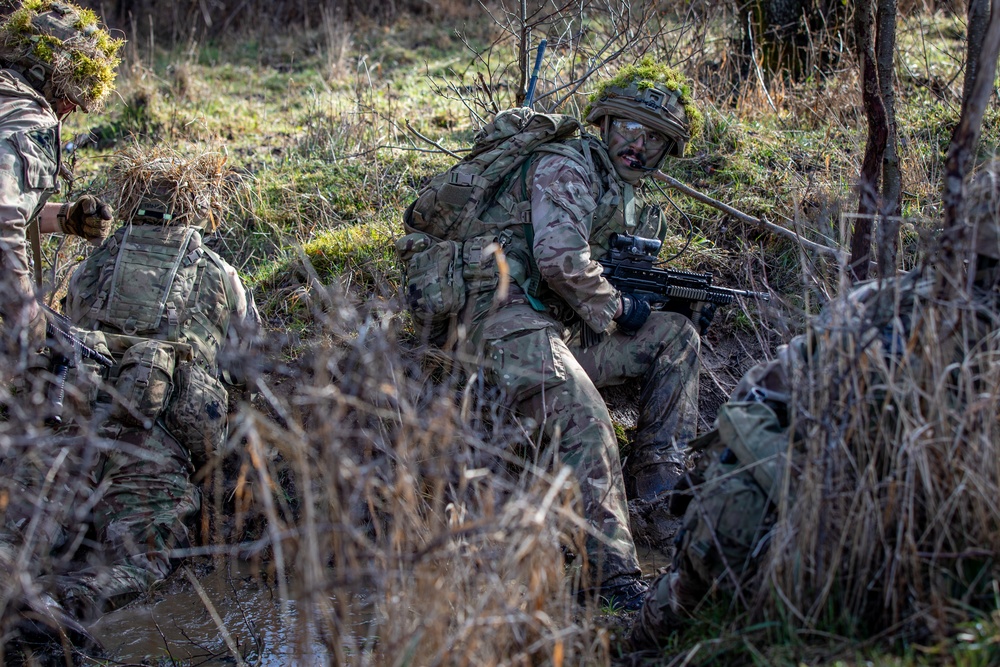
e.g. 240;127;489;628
0;0;123;112
964;160;1000;262
585;58;702;158
109;146;238;232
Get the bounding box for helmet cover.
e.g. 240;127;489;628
0;0;123;112
108;146;239;232
585;59;702;158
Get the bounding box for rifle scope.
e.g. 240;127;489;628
609;233;662;257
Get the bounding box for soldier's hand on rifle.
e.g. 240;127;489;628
692;302;717;335
59;195;115;242
614;293;651;336
26;306;47;354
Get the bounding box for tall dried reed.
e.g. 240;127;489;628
212;288;614;665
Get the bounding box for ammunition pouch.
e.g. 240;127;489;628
64;330;110;418
163;362;229;466
111;340;176;428
395;232;467;339
396;231;506;340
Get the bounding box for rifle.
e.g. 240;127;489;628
600;233;770;332
41;303;114;426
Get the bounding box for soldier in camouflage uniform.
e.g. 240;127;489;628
427;62;705;609
629;162;1000;647
0;0;121;359
0;146;259;652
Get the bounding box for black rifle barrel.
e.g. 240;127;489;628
600;260;770;306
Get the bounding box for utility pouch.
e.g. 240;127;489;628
461;234;501;295
111;339;176;428
164;362;229;465
395;232;466;336
65;330;110;418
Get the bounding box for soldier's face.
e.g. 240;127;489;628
607;118;670;182
54;98;78;120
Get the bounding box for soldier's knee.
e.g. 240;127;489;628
641;311;701;354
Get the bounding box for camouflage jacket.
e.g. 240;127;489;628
0;70;61;314
475;135;665;334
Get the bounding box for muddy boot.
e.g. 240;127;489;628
577;574;649;612
623;442;689;503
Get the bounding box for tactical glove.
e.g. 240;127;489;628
615;293;651;335
693;301;717;335
59;195;114;242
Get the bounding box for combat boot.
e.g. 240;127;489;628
623;441;689;502
577;575;649;612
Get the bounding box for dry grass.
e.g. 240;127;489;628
106;143;256;232
204;295;617;665
736;262;1000;642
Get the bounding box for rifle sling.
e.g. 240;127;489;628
102;332;195;363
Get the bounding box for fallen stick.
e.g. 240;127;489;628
650;170;847;261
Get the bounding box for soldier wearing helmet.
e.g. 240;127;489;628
415;59;705;610
0;0;122;359
628;161;1000;650
0;146;259;655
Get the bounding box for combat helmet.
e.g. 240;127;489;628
585;59;702;159
109;146;238;232
0;0;122;112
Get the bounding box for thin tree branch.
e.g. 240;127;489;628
938;0;1000;294
649;170;846;260
404;121;463;160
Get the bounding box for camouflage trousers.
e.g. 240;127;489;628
0;421;199;621
476;303;700;586
629;449;773;646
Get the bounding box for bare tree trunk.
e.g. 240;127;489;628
875;0;900;277
938;0;1000;295
850;0;888;281
515;0;529;107
963;0;992;111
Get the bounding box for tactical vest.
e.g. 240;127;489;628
64;223;237;462
396;133;664;341
65;223;236;371
474;135;663;318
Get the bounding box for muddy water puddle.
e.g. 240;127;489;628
90;548;671;664
638;545;673;575
91;559;336;665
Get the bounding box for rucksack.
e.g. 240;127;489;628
397;107;586;339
